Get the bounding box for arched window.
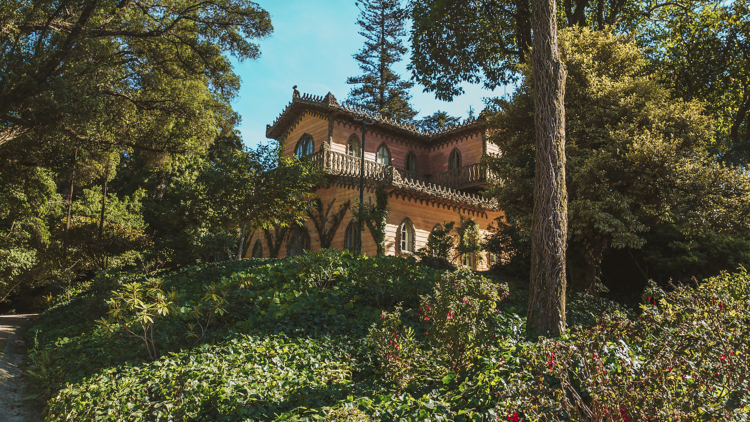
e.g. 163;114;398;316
294;134;314;157
347;135;361;157
449;148;462;170
288;228;310;257
398;218;415;254
462;252;475;269
344;221;361;253
251;240;263;258
376;143;391;166
405;151;418;173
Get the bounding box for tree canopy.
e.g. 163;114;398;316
0;0;272;156
346;0;417;121
485;27;750;293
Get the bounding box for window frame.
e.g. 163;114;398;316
344;220;361;253
449;148;462;170
294;134;314;158
405;151;418;173
288;228;310;257
347;135;361;157
251;240;263;258
376;143;391;166
397;218;416;254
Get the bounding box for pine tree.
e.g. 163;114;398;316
346;0;417;121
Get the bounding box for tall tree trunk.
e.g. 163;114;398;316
526;0;568;338
63;147;78;261
98;154;111;242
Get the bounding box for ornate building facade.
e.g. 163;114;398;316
245;91;503;270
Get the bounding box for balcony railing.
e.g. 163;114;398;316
304;148;497;209
431;163;496;190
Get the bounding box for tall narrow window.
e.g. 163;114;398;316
347;135;361;157
344;221;361;253
405;151;418;173
462;252;475;269
251;240;263;258
376;144;391;166
295;134;314;157
399;218;415;253
288;229;310;256
449;148;462;170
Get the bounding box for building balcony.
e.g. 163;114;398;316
304;148;498;210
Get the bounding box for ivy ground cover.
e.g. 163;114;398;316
27;251;750;420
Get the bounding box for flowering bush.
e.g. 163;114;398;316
368;306;426;390
420;268;509;372
488;269;750;421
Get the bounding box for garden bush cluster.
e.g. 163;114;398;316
26;251;750;421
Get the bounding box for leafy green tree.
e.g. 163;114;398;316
0;165;60;303
195;143;323;259
408;0;678;100
346;0;417;121
64;186;151;271
414;111;461;132
644;0;750;165
0;0;272;157
485;28;750;294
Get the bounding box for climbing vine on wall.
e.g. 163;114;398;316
356;185;388;255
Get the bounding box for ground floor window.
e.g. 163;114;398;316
462;252;475;269
251;240;263;258
399;218;415;253
288;229;310;257
344;221;361;253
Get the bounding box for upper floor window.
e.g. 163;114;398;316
399;218;415;253
344;221;361;253
347;135;361;157
295;134;314;157
449;148;462;170
288;228;310;256
376;143;391;166
405;151;418;173
251;240;263;258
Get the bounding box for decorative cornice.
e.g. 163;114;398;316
266;91;485;144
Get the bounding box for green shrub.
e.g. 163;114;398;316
420;268;509;372
291;248;351;288
351;254;437;309
368;306;428;390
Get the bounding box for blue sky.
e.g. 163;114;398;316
231;0;502;148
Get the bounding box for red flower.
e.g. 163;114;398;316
507;413;520;422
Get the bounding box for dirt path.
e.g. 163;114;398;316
0;314;41;422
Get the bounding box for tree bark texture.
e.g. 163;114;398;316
98;155;111;242
63;147;78;262
526;0;568;338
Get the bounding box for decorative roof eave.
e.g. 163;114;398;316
265;91;485;143
329;175;499;213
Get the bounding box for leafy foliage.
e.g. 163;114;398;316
485;27;750;292
25;251;750;421
355;184;389;256
415;221;456;270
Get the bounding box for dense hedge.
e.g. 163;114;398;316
27;251;750;420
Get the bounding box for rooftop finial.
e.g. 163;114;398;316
293;85;300;98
